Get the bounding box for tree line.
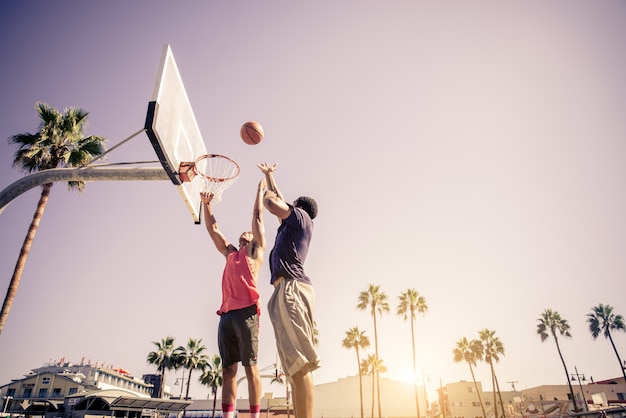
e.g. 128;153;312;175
343;283;626;418
147;336;223;416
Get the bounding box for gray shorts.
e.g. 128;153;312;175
218;304;259;368
267;278;320;377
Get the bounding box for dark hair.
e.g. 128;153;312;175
295;196;318;220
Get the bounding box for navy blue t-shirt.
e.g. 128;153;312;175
269;206;314;285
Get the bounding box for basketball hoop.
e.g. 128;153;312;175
179;154;240;202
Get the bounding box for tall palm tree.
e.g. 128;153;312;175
199;355;223;418
362;354;387;418
453;337;487;418
0;102;106;335
176;338;209;400
147;336;178;398
478;329;505;418
537;309;578;412
358;284;389;418
343;326;371;418
397;289;428;418
588;304;626;382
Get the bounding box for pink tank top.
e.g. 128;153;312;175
217;247;260;315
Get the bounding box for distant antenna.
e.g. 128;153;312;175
507;381;518;391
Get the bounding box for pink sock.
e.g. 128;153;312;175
250;404;260;418
222;403;235;418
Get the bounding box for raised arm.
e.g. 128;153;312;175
257;162;283;201
201;191;233;257
251;178;267;252
257;162;291;221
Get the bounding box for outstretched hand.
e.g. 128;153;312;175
200;191;215;205
257;162;277;174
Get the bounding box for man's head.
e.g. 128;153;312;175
294;196;318;220
239;231;253;248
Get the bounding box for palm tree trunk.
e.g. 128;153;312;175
607;331;626;382
371;371;375;418
376;370;382;418
185;368;192;399
494;374;505;418
553;333;578;411
160;369;167;398
0;183;51;335
489;360;497;418
372;311;382;418
212;389;217;417
357;348;364;418
410;315;421;418
373;308;379;357
468;364;486;418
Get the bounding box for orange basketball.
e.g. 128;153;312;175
240;121;264;145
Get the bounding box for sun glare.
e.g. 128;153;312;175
394;371;418;385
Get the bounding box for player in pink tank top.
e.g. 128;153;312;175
218;246;260;315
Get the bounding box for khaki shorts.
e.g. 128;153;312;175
268;278;320;377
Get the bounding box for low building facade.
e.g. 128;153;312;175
0;360;156;415
3;361;626;418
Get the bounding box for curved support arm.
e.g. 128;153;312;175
0;167;169;214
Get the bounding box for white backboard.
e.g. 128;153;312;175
145;44;207;223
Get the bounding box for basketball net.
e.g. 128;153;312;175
179;154;240;203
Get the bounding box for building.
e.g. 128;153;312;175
0;359;159;415
4;360;626;418
442;381;488;418
440;377;626;418
309;374;626;418
313;375;423;418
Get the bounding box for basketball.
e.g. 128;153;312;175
240;121;264;145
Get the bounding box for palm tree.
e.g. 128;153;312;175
358;284;389;418
0;102;106;335
587;304;626;382
362;354;386;418
537;309;578;412
342;326;371;418
147;336;178;397
199;355;223;418
397;289;428;418
176;338;209;399
453;337;486;418
478;329;505;418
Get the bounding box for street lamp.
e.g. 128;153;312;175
570;366;588;412
174;376;187;399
